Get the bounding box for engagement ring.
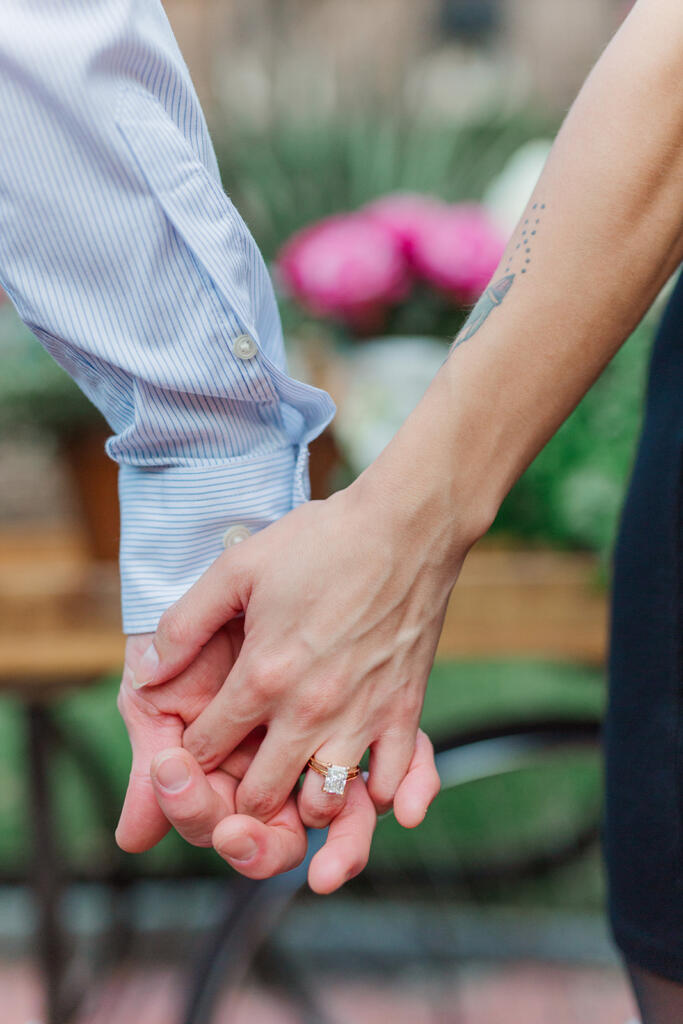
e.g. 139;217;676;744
307;756;360;796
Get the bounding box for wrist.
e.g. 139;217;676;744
349;439;496;584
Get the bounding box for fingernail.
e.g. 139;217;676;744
133;643;159;689
154;756;190;793
220;835;258;863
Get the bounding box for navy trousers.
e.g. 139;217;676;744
606;267;683;980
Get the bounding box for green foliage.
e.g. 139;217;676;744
493;317;654;559
371;659;605;909
215;110;555;266
0;658;605;908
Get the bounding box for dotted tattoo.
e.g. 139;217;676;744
503;201;546;277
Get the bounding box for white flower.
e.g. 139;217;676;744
483;139;553;238
334;336;448;474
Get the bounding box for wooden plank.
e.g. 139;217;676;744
438;548;608;664
0;632;125;691
0;525;89;564
0;529;123;689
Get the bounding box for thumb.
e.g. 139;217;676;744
132;547;249;691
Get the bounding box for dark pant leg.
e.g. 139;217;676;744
628;962;683;1024
605;268;683;981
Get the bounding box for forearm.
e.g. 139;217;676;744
362;0;683;569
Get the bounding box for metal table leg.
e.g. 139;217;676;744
182;829;330;1024
27;702;69;1024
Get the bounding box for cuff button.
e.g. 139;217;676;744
233;333;258;360
222;524;252;548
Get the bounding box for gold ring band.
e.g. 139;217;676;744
307;756;360;796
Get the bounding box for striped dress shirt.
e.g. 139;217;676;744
0;1;335;633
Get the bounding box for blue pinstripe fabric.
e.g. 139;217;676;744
0;1;335;633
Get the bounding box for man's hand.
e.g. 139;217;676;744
116;628;244;853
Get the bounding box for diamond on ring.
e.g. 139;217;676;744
322;764;349;796
307;756;360;797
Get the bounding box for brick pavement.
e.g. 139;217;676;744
1;960;639;1024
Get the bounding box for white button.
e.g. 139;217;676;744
222;524;252;548
232;334;258;360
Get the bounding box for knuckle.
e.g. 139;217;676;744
368;775;398;810
162;801;213;847
403;695;423;724
254;657;290;700
157;603;190;648
372;797;393;818
173;803;206;829
301;808;330;829
241;672;272;709
296;674;343;728
179;827;213;849
296;694;326;729
184;732;215;768
300;794;337;829
239;785;279;820
240;655;295;708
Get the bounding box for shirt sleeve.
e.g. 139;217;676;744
0;1;335;633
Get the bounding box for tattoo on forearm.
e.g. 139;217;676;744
452;273;515;347
450;202;545;353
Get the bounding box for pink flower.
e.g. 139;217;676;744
411;204;506;304
277;213;410;333
363;192;450;261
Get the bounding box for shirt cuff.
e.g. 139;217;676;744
118;444;309;634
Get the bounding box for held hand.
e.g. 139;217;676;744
134;477;452;829
116;626;246;853
117;629;437;892
148;736;378;893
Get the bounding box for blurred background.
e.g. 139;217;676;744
0;1;653;1021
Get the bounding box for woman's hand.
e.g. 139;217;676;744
133;472;457;829
117;628;439;892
